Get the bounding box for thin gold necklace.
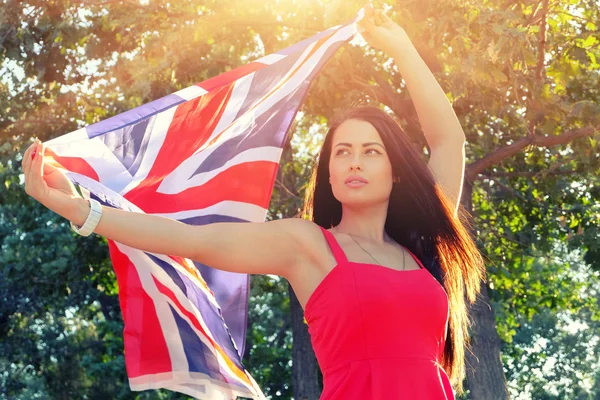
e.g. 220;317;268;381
347;233;406;271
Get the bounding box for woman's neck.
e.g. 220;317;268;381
333;202;390;244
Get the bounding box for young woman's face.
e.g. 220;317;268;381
328;119;394;207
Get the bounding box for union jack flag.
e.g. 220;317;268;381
44;11;362;400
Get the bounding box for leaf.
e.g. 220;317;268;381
587;51;598;67
490;67;508;82
581;35;598;49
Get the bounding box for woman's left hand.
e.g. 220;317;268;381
357;4;408;55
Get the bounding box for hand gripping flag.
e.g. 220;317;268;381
44;9;365;400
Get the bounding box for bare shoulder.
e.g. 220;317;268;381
273;218;329;275
274;218;325;254
275;219;338;309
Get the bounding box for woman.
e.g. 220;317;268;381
22;6;485;399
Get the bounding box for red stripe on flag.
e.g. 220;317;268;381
196;62;264;93
124;82;235;203
109;242;172;377
44;147;100;181
125;160;278;213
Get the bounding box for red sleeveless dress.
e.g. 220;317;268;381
304;227;454;399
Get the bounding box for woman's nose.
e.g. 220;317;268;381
350;161;363;171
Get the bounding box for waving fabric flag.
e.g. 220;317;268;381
44;10;363;400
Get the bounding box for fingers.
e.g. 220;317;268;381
24;140;44;198
37;143;45;179
376;9;393;24
359;6;387;29
361;2;374;19
358;14;377;31
374;9;384;25
22;141;36;176
26;142;39;194
43;158;60;175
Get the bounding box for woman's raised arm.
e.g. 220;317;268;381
358;6;466;213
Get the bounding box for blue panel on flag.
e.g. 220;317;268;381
148;254;188;296
86;93;185;138
179;266;248;368
100;116;153;177
192;85;309;176
170;305;225;379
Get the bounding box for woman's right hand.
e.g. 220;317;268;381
22;139;83;221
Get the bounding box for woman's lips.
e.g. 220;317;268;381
345;180;368;188
344;175;368;188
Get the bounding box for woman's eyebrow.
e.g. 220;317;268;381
334;142;385;148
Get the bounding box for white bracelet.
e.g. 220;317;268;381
70;198;103;237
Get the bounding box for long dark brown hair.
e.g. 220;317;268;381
301;106;486;395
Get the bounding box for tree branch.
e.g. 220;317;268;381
275;178;301;200
0;26;16;43
475;152;585;180
475;169;582;180
484;176;529;202
466;125;599;181
80;0;140;6
552;11;597;25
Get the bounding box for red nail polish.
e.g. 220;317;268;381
31;150;37;159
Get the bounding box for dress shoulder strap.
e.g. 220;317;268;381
400;245;426;270
319;226;349;265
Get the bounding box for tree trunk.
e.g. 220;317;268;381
289;282;321;400
462;181;510;399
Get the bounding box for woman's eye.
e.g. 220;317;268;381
335;148;381;155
